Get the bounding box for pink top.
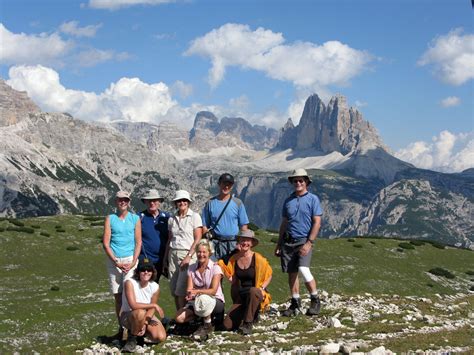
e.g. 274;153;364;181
188;259;225;303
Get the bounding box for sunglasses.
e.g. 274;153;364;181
117;198;130;203
292;178;306;184
140;268;153;273
176;199;188;203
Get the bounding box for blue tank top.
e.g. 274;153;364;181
110;212;139;257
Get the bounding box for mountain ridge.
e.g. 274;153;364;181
0;79;472;248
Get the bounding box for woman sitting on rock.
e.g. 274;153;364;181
219;230;272;335
120;258;167;352
175;239;225;341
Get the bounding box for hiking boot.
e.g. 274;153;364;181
306;295;321;316
192;322;213;341
239;321;253;335
122;335;137;352
282;297;301;317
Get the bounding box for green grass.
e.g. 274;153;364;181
0;215;473;353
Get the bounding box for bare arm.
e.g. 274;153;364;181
180;226;202;268
299;215;321;257
102;216;116;263
132;218;142;266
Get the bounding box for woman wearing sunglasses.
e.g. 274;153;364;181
102;190;142;341
165;190;203;310
120;258;167;352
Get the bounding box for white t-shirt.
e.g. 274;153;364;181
168;208;203;250
121;278;159;313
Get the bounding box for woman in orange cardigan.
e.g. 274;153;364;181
218;230;272;335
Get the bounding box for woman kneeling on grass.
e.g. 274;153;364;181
175;239;225;341
219;230;272;335
120;258;167;352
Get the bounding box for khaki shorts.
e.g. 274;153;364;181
106;256;137;294
168;248;196;297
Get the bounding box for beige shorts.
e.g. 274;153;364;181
168;249;196;297
106;256;137;294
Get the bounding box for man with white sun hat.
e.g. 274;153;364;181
275;168;323;317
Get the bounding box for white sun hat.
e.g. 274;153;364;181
172;190;193;202
194;294;216;317
288;168;312;185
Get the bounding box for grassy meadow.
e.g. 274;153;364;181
0;215;473;353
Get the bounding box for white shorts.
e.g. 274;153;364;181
106;256;137;294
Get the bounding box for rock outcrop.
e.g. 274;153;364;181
277;94;387;154
189;111;279;151
0;79;40;126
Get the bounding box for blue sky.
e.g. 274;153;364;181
0;0;473;172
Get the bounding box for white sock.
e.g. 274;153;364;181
292;293;300;299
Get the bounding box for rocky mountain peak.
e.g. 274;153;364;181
189;111;279;151
0;79;41;126
277;93;387;155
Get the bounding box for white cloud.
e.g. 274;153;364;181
418;28;474;86
7;65;178;123
59;21;102;38
75;48;131;67
229;95;250;111
396;130;474;173
0;23;73;66
185;23;372;90
440;96;461;108
87;0;174;10
355;100;368;107
171;80;193;98
0;23;130;68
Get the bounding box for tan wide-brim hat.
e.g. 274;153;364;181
116;190;131;199
237;229;259;247
141;189;164;202
288;168;312;185
172;190;193;203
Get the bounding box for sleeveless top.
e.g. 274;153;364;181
110;212;139;257
235;254;256;292
121;278;159;313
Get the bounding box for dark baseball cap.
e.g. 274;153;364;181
218;173;234;185
137;258;154;271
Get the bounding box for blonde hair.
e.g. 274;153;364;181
195;238;214;256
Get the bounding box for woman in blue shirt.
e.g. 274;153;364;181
103;190;142;340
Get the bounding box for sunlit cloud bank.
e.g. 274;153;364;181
418;28;474;86
0;23;129;68
0;23;73;67
396;130;474;173
6;65;227;128
185;23;373;90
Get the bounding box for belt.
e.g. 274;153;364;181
213;235;236;242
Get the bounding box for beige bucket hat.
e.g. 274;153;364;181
288;168;312;185
172;190;193;203
141;189;164;202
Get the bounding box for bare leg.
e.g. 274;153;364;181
288;272;299;295
305;278;317;294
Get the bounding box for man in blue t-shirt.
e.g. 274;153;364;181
275;168;323;317
138;189;171;282
202;173;249;263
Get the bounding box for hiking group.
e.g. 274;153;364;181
102;169;323;351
